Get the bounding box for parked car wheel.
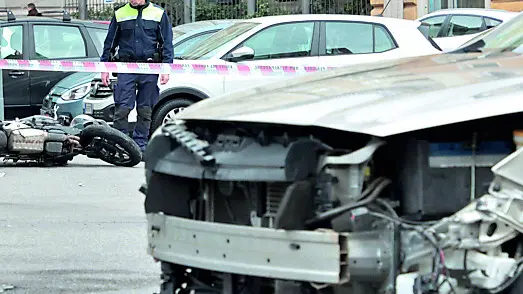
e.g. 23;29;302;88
151;98;194;133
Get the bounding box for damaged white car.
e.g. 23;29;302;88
141;12;523;294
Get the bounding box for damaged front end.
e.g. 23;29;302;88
143;118;523;294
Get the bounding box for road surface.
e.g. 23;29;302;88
0;156;161;294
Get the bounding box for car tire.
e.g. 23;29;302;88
150;98;194;134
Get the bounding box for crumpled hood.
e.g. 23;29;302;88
175;52;523;137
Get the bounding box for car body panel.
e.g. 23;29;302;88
174;52;523;137
2;22;32;118
40;72;97;118
434;33;478;51
47;97;85;119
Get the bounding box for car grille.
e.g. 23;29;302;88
265;183;289;218
42;97;56;110
90;79;114;99
92;109;106;120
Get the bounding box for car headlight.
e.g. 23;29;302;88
61;83;92;101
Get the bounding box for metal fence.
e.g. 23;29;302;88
64;0;373;24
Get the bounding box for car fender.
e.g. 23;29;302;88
158;87;210;102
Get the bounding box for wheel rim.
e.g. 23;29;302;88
162;107;185;125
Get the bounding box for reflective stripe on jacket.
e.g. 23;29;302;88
100;0;173;64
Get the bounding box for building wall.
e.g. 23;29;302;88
491;0;523;11
370;0;522;20
370;0;419;19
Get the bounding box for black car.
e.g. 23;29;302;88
0;9;109;119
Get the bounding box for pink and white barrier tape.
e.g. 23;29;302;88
0;59;336;76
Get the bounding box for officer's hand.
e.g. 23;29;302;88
101;72;110;86
160;74;170;85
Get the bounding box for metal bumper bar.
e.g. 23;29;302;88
147;213;349;284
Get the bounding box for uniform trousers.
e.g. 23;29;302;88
113;73;159;152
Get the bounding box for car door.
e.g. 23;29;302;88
435;15;486;51
316;21;400;68
0;23;31;119
223;21;320;93
28;23;95;112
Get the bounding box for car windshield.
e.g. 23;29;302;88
172;29;187;41
173;31;217;57
179;21;260;60
457;12;523;53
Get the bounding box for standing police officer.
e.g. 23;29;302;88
100;0;173;154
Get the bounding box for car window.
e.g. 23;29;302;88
33;25;87;59
180;21;259;60
455;12;523;53
484;17;502;29
86;27;108;56
324;22;395;55
446;15;484;37
374;25;396;52
0;25;23;59
242;22;314;60
174;31;216;56
420;15;446;38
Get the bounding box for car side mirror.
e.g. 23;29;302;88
228;46;254;62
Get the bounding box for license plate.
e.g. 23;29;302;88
84;103;93;114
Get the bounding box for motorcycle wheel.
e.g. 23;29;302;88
79;124;142;167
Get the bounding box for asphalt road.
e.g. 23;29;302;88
0;156;161;294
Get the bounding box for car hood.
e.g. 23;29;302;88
51;72;97;95
175;51;523;137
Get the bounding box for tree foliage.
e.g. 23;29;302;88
72;0;372;23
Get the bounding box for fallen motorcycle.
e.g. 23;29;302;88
0;114;142;167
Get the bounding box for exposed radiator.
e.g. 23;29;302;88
264;183;289;217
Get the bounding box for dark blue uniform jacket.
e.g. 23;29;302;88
100;0;173;64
